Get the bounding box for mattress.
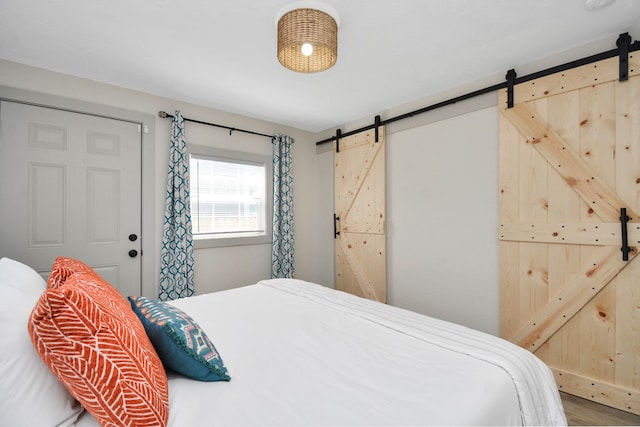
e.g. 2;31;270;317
75;278;566;426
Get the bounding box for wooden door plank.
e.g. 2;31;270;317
554;368;640;415
545;90;583;369
615;257;640;390
614;75;640;390
520;98;550;354
580;287;617;383
511;55;640;105
615;75;640;211
578;82;619;383
499;110;522;337
499;221;639;245
501;102;639;223
508;245;637;351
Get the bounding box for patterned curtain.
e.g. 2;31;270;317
271;134;294;278
159;111;195;300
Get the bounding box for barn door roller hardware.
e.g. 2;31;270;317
334;214;340;239
620;208;632;261
505;69;517;109
617;32;632;81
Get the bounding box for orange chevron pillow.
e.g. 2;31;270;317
47;256;94;288
29;257;169;427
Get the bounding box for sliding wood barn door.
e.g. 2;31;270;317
499;55;640;414
334;127;386;302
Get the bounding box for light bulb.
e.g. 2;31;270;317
301;43;313;57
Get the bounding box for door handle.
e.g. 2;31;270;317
620;208;630;261
128;249;138;258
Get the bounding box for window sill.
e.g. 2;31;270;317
193;234;272;249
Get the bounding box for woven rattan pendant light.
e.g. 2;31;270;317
277;4;338;73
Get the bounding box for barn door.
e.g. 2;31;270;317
334;127;386;302
499;55;640;414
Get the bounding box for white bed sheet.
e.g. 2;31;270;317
75;279;566;426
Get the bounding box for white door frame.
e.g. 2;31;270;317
0;85;157;297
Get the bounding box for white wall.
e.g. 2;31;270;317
386;107;499;334
0;59;319;296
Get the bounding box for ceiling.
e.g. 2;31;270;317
1;0;639;133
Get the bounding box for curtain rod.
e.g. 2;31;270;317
316;33;640;146
158;111;274;139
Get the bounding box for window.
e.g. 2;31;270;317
188;145;272;248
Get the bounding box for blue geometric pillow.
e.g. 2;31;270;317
128;296;230;382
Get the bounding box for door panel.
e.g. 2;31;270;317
334;127;386;302
0;101;142;295
499;55;640;414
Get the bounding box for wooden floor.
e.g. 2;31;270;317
561;392;640;426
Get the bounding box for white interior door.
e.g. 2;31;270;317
0;100;142;295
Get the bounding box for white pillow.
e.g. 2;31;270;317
0;257;83;427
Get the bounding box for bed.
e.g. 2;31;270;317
0;257;567;426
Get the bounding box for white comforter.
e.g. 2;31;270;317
76;279;566;426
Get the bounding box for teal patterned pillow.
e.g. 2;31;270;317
128;296;230;382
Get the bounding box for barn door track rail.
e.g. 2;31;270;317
316;32;639;146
